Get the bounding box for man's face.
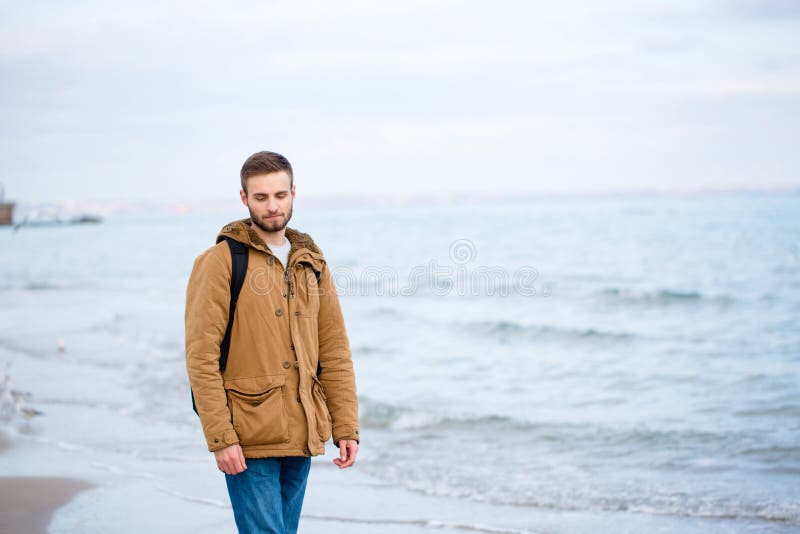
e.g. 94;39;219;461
240;171;295;233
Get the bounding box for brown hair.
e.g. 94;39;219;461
240;151;293;194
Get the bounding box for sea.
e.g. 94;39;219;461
0;191;798;533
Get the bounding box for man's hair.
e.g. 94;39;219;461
240;151;293;194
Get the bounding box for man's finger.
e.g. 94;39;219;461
335;441;355;467
236;448;247;472
345;443;357;466
221;454;237;475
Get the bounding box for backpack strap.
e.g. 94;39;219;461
298;260;322;285
219;237;249;372
192;237;249;415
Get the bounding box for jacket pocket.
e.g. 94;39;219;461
224;374;290;446
311;375;332;442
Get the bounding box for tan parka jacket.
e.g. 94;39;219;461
185;218;359;458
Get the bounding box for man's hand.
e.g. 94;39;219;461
214;444;247;475
333;439;358;469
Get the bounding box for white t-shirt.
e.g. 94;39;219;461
270;236;292;270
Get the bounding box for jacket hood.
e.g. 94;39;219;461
216;218;324;267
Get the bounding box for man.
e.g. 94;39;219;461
185;151;359;534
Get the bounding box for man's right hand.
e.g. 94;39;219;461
214;444;247;475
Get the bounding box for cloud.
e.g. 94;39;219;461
713;0;800;19
0;1;798;202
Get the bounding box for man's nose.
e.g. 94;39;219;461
267;200;280;213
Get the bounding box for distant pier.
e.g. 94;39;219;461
0;202;13;225
0;184;14;225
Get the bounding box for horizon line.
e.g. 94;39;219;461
5;184;799;216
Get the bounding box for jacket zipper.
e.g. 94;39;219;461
284;266;294;299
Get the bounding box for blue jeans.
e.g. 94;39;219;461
225;456;312;534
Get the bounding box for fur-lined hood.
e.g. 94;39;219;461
216;217;324;268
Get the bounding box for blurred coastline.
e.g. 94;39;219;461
7;185;800;220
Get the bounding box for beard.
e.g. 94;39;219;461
248;202;293;233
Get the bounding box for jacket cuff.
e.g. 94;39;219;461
333;425;360;447
207;429;240;452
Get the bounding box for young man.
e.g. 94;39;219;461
185;151;359;534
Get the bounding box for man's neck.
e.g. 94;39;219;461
252;225;287;247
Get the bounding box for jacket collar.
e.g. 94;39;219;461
216;218;324;269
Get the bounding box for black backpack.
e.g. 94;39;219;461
191;237;249;415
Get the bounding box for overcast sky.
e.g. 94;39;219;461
1;0;799;204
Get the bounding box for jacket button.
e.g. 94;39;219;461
282;361;290;369
296;396;301;403
214;438;219;443
251;400;262;406
293;361;299;369
275;308;283;316
290;344;295;351
294;310;301;316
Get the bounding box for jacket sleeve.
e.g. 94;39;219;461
316;259;360;446
185;244;240;452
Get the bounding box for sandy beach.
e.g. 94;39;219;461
0;434;94;534
0;476;94;534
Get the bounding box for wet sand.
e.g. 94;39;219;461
0;433;94;534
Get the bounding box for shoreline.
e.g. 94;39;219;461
0;432;95;534
2;415;797;533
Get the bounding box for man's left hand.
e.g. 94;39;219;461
333;439;358;469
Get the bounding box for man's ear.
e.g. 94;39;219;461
239;189;247;205
291;184;296;198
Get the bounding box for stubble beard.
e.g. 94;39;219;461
248;202;293;234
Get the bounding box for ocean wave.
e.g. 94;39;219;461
735;404;800;418
455;319;638;344
361;397;720;442
24;281;66;290
358;400;800;524
361;399;799;465
0;280;90;291
303;514;539;534
360;396;528;432
737;445;800;463
597;287;735;306
352;344;396;356
359;396;414;429
364;455;800;525
394;479;800;525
